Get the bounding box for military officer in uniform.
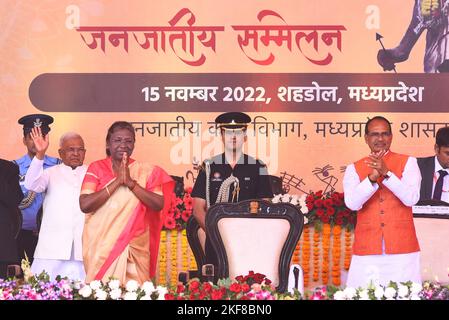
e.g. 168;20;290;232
191;112;273;269
14;114;61;265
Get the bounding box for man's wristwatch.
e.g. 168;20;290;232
383;171;392;179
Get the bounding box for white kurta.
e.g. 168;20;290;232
24;158;87;280
343;156;422;288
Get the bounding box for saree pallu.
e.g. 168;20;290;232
82;162;174;284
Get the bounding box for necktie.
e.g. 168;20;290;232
432;170;448;200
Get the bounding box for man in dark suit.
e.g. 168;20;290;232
417;127;449;203
0;159;24;279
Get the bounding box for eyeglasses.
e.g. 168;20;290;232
63;147;86;154
367;132;392;138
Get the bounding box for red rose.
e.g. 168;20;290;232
331;193;340;201
202;282;213;293
306;194;315;202
326;207;335;216
264;278;272;285
211;289;224;300
307;202;314;210
164;293;175;300
254;273;266;284
235;275;244;283
338;192;344;200
324;199;334;207
321;215;330;223
314;199;323;208
198;292;207;300
333;199;343;206
316;209;325;217
189;293;197;300
315;190;323;197
240;296;250;300
189;280;200;290
241;284;250;292
229;283;242;293
177;284;186;294
336;217;344;225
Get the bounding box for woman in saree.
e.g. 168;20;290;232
79;121;174;284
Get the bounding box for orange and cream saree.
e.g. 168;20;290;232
80;158;174;284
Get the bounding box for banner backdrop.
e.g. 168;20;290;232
0;0;443;194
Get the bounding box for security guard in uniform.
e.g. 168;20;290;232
191;112;273;270
14;114;61;265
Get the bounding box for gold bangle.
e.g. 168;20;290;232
105;185;111;197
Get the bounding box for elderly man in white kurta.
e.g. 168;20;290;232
24;127;87;280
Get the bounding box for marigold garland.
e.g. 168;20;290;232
344;227;352;270
331;225;342;286
158;230;167;285
301;225;311;287
170;230;178;286
181;229;189;272
321;223;331;284
312;225;321;282
292;239;300;265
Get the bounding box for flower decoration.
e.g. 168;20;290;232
163;187;193;231
164;271;299;300
305;190;357;230
1;268;448;300
331;281;435;300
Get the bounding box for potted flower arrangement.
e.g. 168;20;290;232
164;271;300;300
305;190;357;230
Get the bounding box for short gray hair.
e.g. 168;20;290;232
59;132;83;147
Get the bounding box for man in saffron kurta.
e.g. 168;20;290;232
343;116;421;288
